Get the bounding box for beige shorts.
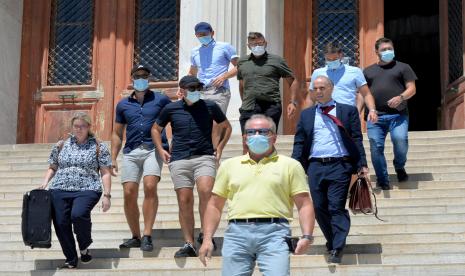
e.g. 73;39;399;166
168;155;216;190
121;147;163;184
201;86;231;114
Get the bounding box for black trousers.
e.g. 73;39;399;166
239;100;282;133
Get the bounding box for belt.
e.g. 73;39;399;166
309;156;350;163
137;144;152;150
228;218;289;224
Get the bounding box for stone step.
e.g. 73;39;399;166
3;231;464;248
4;202;464;218
2;217;465;234
3;193;465;209
1;241;464;262
2;251;465;271
5;263;465;276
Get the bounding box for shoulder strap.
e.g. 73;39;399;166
95;139;101;172
57;139;65;155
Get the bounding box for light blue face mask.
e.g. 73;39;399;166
133;78;149;92
380;50;395;63
326;59;342;70
246;134;270;155
198;35;213;45
186;91;201;103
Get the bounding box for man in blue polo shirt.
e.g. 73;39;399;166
189;21;238;148
111;65;171;252
152;75;232;258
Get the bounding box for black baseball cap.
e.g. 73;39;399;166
194;22;213;33
131;65;151;76
179;75;204;88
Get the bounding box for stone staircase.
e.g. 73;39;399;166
1;130;465;275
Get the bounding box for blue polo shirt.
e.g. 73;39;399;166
310;64;367;106
115;90;171;154
155;99;227;162
190;40;238;89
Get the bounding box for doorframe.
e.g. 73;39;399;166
282;0;383;134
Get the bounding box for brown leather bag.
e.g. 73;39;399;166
349;176;385;221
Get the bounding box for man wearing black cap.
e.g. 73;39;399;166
111;65;171;252
189;21;238;148
152;75;232;257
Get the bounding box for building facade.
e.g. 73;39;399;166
0;0;463;144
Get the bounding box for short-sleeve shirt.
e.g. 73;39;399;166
190;40;238;89
48;136;112;192
237;52;294;111
363;60;418;114
115;90;171;154
213;152;310;221
155;99;227;162
310;64;367;106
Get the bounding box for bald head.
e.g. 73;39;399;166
312;75;334;104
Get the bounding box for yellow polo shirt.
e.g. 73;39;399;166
213;152;310;221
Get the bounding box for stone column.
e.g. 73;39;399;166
179;0;247;134
0;0;23;144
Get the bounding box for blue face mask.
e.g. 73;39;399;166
186;91;201;103
380;50;395;62
133;78;149;92
246;134;270;155
326;59;342;70
198;35;213;45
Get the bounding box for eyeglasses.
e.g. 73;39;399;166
72;124;89;130
183;86;202;92
133;75;149;80
244;128;272;136
248;41;266;47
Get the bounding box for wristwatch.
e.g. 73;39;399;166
289;100;298;106
301;234;314;243
399;94;405;101
103;193;111;199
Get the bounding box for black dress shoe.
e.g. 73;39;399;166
328;249;343;264
396;168;409;182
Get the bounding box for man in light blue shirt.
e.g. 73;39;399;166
188;22;238;149
309;42;378;123
189;22;239;114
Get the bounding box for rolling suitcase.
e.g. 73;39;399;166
21;189;52;249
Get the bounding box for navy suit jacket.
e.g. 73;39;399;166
291;102;367;174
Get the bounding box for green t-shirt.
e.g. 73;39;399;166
237;52;294;110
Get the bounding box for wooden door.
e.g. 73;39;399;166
17;0;179;143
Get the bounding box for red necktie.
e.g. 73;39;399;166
320;105;344;128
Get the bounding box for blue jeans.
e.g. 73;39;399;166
367;114;409;184
221;222;291;276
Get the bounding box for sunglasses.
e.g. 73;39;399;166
244;128;272;136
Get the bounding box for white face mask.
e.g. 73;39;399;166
251;45;266;56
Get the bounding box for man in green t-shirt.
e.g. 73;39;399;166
237;32;300;133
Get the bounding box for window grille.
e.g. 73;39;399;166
312;0;359;69
448;0;463;83
47;0;94;86
134;0;179;82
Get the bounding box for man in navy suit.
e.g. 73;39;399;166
292;75;368;264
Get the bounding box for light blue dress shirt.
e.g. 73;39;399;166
310;100;349;158
310;64;367;106
190;40;238;89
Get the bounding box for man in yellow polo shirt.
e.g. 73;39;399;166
198;114;315;276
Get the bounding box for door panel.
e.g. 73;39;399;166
37;102;97;142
